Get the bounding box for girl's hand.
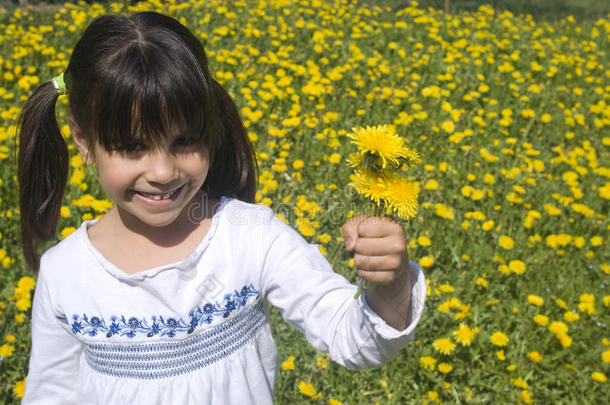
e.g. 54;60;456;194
341;215;408;284
342;215;413;330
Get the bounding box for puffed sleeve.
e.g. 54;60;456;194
260;214;426;369
22;255;82;404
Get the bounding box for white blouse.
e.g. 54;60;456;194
22;197;426;404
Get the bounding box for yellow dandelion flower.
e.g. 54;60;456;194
499;236;514;250
60;206;70;218
295;218;316;237
482;220;495;231
527;351;542;363
16;299;31;312
419;255;435;268
555;299;568;309
417;236;431;246
434;203;455;220
297;381;317;397
475;277;488;288
509;260;526;274
61;226;76;239
384;173;420;219
527;295;544;306
433;338;456;355
281;355;295;370
490;332;509;347
452;323;479;347
347;125;420;169
13;379;25;399
564;311;579;323
578;293;596;314
0;344;15;357
349;169;390;205
591;372;607;383
439;284;454;293
329;153;341;164
549;321;568;335
521;390;534;404
440;120;455;133
424;179;439;190
512;377;528;389
558;333;572;348
599;183;610;200
601;349;610;363
437;362;453;373
420;356;437;370
17;277;35;290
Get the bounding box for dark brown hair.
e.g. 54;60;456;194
17;12;257;271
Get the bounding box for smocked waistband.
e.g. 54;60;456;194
83;301;266;380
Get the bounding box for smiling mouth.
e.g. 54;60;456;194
137;185;184;200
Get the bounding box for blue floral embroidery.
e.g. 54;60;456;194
59;284;259;339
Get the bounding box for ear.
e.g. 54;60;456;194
68;117;94;166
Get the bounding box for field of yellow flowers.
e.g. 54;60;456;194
0;0;609;403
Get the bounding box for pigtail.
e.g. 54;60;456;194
206;79;258;203
17;81;69;272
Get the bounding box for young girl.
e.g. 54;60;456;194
18;12;426;404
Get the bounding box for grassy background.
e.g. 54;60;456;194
363;0;610;21
2;0;610;20
0;0;608;403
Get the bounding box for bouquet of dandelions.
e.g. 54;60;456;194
346;125;421;298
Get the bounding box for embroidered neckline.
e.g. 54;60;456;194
57;283;260;339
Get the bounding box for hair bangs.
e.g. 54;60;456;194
89;34;215;153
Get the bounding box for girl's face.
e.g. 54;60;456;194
76;131;210;232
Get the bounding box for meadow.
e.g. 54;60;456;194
0;0;608;403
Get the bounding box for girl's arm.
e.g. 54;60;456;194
22;260;82;404
260;210;426;370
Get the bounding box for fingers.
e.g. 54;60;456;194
354;252;403;271
341;215;366;250
342;215;409;285
357;216;402;238
342;215;404;251
356;269;398;284
353;236;405;256
352;237;405;283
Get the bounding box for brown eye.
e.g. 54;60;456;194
117;142;146;154
174;136;199;148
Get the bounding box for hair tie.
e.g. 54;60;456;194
52;72;68;95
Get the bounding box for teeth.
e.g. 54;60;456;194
142;191;173;200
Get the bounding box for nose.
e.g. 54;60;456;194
144;150;178;185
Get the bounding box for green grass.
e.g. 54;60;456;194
360;0;610;21
0;0;608;403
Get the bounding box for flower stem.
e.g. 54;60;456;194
354;278;367;299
